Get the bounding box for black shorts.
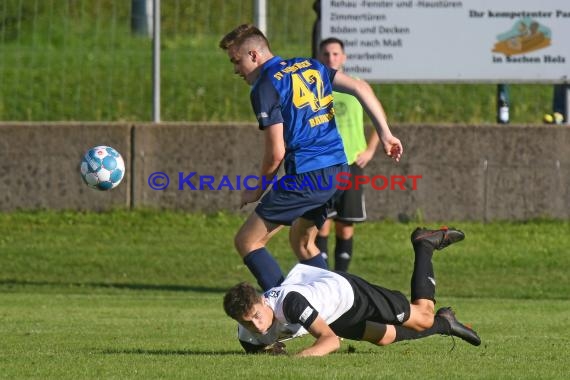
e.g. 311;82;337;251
327;164;366;223
328;272;411;340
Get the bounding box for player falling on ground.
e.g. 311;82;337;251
224;227;481;356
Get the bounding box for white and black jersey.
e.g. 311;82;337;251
273;264;412;338
264;264;355;329
237;263;411;351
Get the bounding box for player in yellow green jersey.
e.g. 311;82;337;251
316;37;380;272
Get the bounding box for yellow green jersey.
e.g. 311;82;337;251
332;90;366;165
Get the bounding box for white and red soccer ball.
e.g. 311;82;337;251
80;146;125;190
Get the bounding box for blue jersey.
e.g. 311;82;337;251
250;56;347;174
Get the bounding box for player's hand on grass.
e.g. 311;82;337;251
264;341;287;355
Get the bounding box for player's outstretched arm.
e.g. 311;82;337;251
296;316;340;357
332;71;403;162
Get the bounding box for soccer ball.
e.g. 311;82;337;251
80;146;125;190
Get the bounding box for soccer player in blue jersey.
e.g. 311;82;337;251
219;24;403;290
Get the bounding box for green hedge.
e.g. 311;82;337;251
0;0;553;123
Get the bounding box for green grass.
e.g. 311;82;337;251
0;0;555;123
0;210;569;379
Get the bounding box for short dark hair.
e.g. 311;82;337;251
319;37;345;52
219;24;270;51
223;282;262;320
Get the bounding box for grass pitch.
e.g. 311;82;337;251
0;211;568;379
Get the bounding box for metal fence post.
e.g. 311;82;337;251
152;0;160;123
552;84;569;124
254;0;267;35
131;0;153;37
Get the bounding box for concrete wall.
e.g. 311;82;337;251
132;123;263;212
363;124;570;221
0;123;131;211
1;122;569;221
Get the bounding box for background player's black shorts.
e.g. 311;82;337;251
328;271;411;340
327;164;366;223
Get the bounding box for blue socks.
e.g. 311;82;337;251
243;248;329;291
243;247;284;291
300;254;329;270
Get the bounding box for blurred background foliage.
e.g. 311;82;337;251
0;0;553;123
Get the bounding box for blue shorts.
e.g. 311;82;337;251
255;164;348;229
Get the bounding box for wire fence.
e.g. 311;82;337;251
0;0;557;123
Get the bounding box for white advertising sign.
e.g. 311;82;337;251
321;0;570;82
